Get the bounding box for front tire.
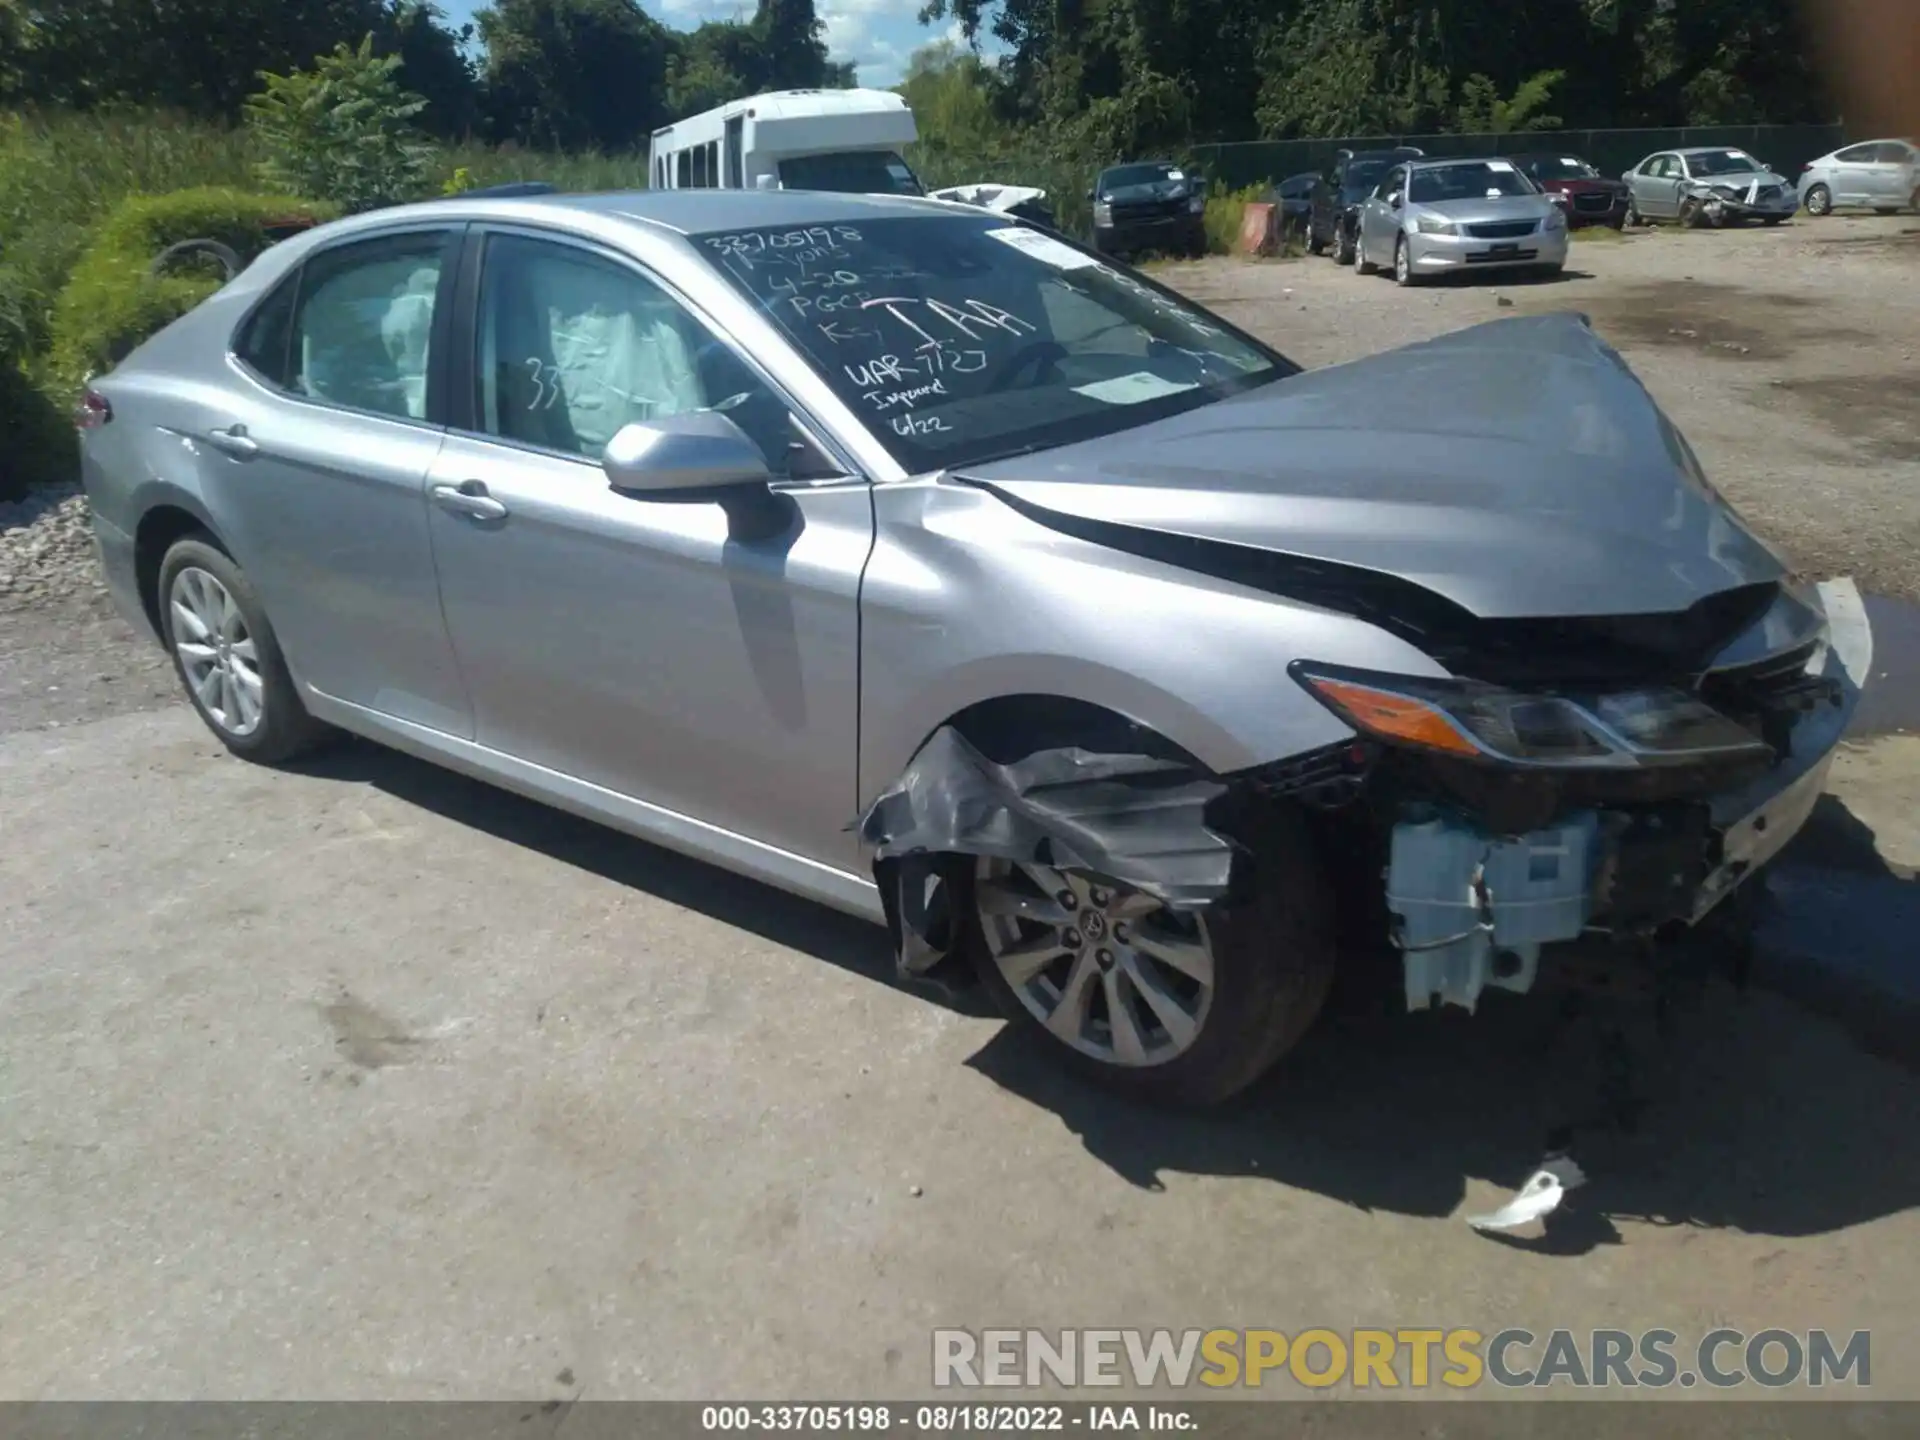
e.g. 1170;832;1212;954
1393;235;1418;286
157;536;330;764
1306;224;1328;256
968;814;1336;1107
1804;184;1833;216
1680;196;1706;229
1354;228;1378;276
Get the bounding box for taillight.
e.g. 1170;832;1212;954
74;388;112;430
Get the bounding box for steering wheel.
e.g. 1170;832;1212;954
987;340;1068;392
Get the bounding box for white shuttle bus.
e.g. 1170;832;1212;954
648;89;924;196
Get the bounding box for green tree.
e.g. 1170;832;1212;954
753;0;832;90
246;35;436;212
389;0;481;136
476;0;675;149
1451;68;1565;131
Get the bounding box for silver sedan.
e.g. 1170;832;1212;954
1798;138;1920;216
1354;158;1568;285
77;188;1867;1105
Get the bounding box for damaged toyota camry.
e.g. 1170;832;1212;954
80;190;1872;1106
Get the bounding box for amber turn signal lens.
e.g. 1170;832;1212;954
1302;677;1482;757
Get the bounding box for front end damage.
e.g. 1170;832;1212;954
857;579;1873;1019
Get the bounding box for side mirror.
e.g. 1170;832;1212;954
602;411;772;498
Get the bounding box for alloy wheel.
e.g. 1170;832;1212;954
1395;237;1412;284
975;858;1215;1068
169;565;265;737
1806;184;1832;216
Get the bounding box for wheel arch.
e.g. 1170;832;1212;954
132;493;223;640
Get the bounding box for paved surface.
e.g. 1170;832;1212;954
3;214;1919;1402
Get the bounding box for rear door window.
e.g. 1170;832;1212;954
288;233;451;421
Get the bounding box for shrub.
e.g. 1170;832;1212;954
246;35;436;214
1204;183;1272;255
47;186;332;398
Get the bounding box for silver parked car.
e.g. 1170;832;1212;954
1623;147;1798;227
1798;138;1920;216
1353;157;1568;285
78;190;1871;1104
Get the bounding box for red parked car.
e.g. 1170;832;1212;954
1507;152;1631;228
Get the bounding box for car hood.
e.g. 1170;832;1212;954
1101;179;1191;204
1694;170;1791;190
958;313;1788;622
1413;194;1558;225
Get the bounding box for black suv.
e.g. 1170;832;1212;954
1089;160;1207;259
1307;147;1425;263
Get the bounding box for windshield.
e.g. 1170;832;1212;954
1099;163;1184;191
1525;156;1599;180
1408;160;1538;202
1688;149;1763;177
1341;158;1394;197
777;150;923;196
695;216;1290;471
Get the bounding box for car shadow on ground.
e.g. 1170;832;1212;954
291;736;994;1020
293;738;1920;1256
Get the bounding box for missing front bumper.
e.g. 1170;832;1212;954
1385;580;1874;1013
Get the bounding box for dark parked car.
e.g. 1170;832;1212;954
1507;153;1630;228
1308;147;1425;263
1272;172;1318;247
1089;160;1206;259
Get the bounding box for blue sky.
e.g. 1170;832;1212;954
441;0;1007;89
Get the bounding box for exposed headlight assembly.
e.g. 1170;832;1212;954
1187;195;1206;214
1290;663;1774;769
1092;201;1112;226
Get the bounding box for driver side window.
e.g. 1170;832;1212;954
473;234;796;473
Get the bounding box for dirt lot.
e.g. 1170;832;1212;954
2;212;1919;1403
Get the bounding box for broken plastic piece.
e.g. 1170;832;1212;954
857;726;1237;910
1466;1156;1588;1232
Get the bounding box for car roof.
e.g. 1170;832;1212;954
319;187;969;242
1672;145;1756;156
1405;157;1510;169
1099;159;1179;172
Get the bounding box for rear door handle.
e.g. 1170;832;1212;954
431;481;508;521
206;423;259;459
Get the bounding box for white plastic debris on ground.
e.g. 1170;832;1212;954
1466;1157;1588;1232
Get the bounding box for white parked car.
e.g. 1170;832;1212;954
1797;138;1920;216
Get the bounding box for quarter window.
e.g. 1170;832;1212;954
234;273;298;386
473;234;793;470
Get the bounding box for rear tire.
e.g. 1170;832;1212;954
1763;216;1786;226
1874;206;1901;216
1333;224;1357;266
1306;225;1328;256
157;536;331;764
968;811;1336;1106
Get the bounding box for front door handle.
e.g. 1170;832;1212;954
431;481;508;521
206;423;259;459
